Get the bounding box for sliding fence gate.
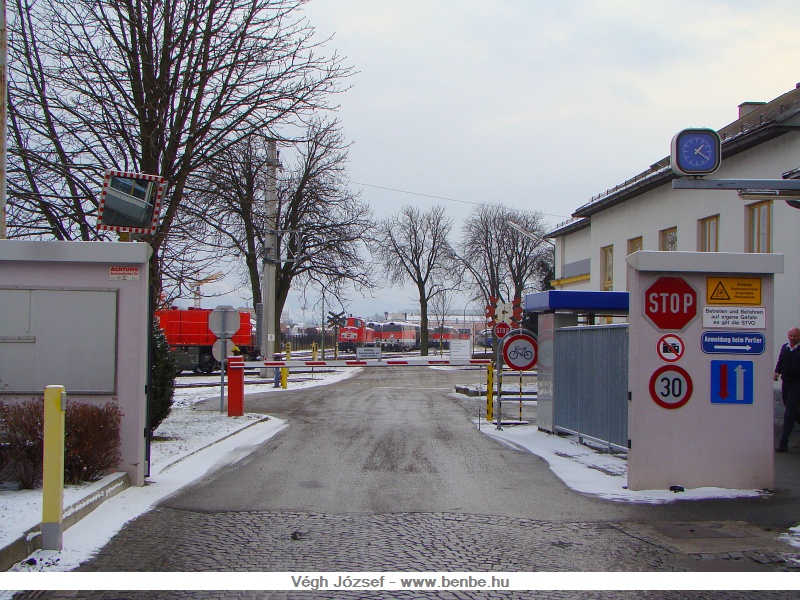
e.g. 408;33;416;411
553;324;628;452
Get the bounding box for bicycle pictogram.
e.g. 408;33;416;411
508;345;533;361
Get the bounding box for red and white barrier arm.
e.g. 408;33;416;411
244;358;492;369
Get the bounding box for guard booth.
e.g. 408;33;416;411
627;251;781;491
525;290;629;442
0;240;152;486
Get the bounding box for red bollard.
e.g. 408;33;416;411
227;356;245;417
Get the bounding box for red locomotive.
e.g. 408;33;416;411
381;322;420;351
156;307;256;373
337;316;375;353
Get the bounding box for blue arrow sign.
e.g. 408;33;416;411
710;360;753;404
701;331;765;355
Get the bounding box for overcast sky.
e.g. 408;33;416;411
207;0;800;321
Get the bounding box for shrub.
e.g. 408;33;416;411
150;318;178;433
0;401;12;483
64;401;123;485
0;398;123;488
0;399;44;489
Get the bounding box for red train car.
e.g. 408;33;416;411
156;307;256;373
382;322;419;351
429;325;458;349
337;316;375;353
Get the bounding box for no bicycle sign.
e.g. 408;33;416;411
502;332;538;371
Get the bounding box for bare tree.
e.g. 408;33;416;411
373;205;459;355
429;288;458;356
459;204;552;308
6;0;350;297
185;120;374;334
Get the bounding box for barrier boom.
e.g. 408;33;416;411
246;358;492;369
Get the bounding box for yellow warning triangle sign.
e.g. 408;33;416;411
710;281;731;301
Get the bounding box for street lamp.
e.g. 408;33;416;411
507;221;555;248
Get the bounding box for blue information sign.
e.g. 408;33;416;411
710;360;754;404
701;331;765;355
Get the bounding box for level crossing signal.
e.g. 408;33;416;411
327;311;346;328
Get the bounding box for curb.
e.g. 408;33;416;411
454;385;537;399
0;472;130;572
1;414;273;571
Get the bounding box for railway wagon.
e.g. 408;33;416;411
382;322;419;351
429;325;458;349
156;307;256;373
337;316;375;353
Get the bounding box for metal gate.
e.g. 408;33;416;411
553;324;628;451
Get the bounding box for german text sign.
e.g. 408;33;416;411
702;306;766;329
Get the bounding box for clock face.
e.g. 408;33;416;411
679;134;717;169
671;128;721;176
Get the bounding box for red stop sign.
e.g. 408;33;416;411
494;322;511;338
644;276;697;331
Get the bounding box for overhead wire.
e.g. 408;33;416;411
350;181;571;220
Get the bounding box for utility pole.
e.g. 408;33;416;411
260;140;279;375
0;0;7;239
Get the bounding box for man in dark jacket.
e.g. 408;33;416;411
774;327;800;452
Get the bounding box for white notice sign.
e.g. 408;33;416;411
356;346;382;360
449;339;472;361
702;306;766;329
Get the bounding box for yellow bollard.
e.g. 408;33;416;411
311;342;318;361
486;363;494;422
282;342;291;388
42;385;66;551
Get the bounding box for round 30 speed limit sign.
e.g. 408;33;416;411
649;365;693;409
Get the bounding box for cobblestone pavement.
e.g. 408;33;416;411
14;509;800;599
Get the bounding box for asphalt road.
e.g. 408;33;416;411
17;366;800;599
162;366;624;519
164;366;800;530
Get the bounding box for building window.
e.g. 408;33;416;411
601;245;613;290
699;215;719;252
627;237;643;255
747;201;772;253
660;227;677;251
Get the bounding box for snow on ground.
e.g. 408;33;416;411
1;365;799;581
0;367;358;575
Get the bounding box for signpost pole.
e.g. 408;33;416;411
495;340;503;431
220;337;228;413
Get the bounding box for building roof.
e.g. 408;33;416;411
546;216;591;238
547;84;800;234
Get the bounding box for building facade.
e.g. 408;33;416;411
547;84;800;356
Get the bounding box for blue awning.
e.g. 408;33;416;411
524;290;629;314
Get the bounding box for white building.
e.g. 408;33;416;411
547;83;800;356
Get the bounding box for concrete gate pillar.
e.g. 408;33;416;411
626;251;782;491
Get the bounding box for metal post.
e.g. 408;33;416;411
219;338;228;413
486;362;494;422
495;342;503;430
42;385;66;550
